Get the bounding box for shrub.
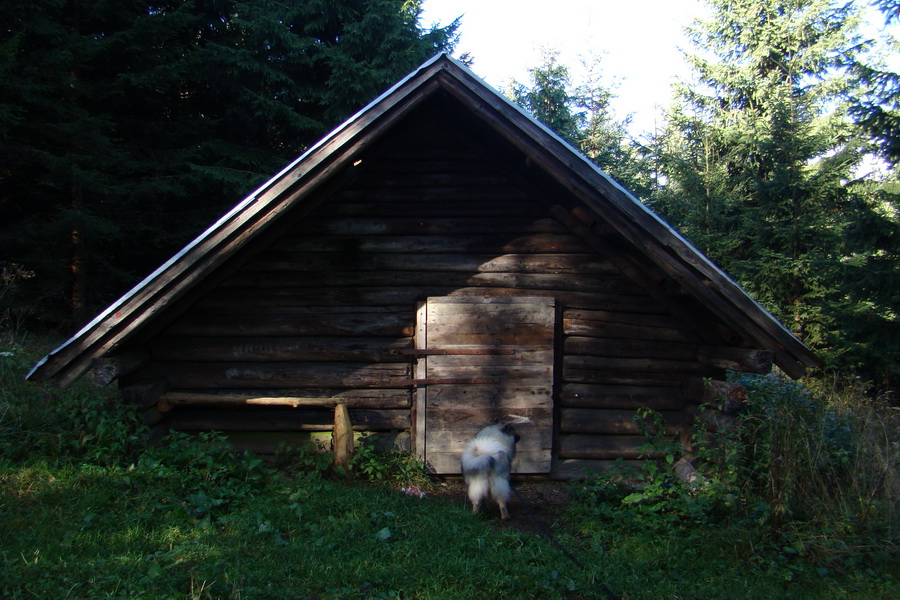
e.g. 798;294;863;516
734;374;899;562
570;407;748;534
570;373;899;570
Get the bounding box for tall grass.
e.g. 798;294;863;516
570;371;899;583
736;374;899;562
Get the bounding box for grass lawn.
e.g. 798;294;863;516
1;456;896;600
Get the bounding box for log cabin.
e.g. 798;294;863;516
27;54;822;478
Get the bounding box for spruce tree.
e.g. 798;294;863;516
651;0;871;358
510;51;582;145
832;176;900;386
849;0;900;165
574;56;655;199
511;52;650;197
0;1;129;323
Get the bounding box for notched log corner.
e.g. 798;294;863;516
91;350;150;387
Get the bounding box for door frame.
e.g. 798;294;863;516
412;296;556;474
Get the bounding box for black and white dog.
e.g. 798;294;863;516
460;423;520;520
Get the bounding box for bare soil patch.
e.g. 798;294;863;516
427;477;574;534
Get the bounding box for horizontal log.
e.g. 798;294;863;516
165;312;413;337
92;350;150;387
359;155;489;174
354;171;514;188
223;431;412;455
329;199;541;218
424;348;553;368
563;368;690;386
564;309;684;329
425;429;552;453
427;297;555;320
560;408;686;435
424;366;551;386
564;354;708;373
153;362;411;389
182;305;409;315
152;337;413;362
564;336;697;361
425;406;551;429
559;434;659;460
559;383;684;410
393;347;515;356
424;329;554;348
270;234;588;256
563;318;700;343
285;216;567;236
428;303;553;330
697;345;774;374
164;407;409;432
425;384;553;409
173;387;413;402
197;287;662;314
333;187;533;206
158;389;411;411
403;377;501;385
427;323;554;340
375;158;507;175
197;287;450;309
227;269;636;295
681;377;748;413
268;233;592;254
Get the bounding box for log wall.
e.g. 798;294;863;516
123;106;739;468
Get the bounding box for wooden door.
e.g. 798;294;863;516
414;296;555;474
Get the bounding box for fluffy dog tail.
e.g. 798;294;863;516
460;449;495;475
460;438;512;476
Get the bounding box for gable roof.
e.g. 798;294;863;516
28;53;822;386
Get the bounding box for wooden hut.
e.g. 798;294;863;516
28;54;821;478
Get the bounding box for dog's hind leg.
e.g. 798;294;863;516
498;498;509;520
491;476;512;520
467;477;489;514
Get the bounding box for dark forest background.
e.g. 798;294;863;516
0;0;458;324
2;0;899;389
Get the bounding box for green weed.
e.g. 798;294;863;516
276;437;343;476
0;342;146;464
350;433;434;489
